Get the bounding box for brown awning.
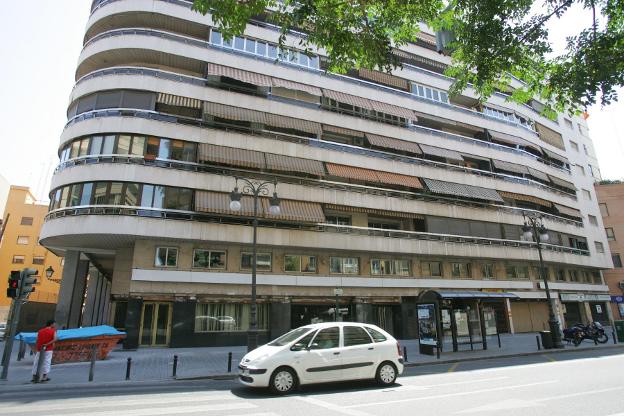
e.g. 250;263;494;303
375;171;423;189
264;113;322;135
492;159;530;175
157;93;202;109
535;122;565;150
322;89;373;109
548;174;576;191
416;31;437;46
203;102;267;124
528;167;550;182
499;191;553;207
371;101;417;120
358;68;409;90
322;125;365;138
366;134;422;155
206;63;272;86
198;143;266;170
325;204;424;220
195;191;256;217
541;148;570;166
420;144;464;161
488;130;536;149
272;77;323;96
392;49;447;71
422;178;504;203
265;153;326;176
260;198;326;223
554;203;582;218
326;163;379;182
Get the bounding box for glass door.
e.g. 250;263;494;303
139;302;172;346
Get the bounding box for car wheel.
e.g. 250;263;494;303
375;362;397;386
269;366;297;395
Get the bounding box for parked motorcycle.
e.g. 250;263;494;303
563;322;608;346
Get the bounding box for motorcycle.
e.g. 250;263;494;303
563;322;609;346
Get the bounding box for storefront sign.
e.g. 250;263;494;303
560;293;611;302
611;295;624;303
417;303;438;346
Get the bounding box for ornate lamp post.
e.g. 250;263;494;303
522;213;564;348
230;177;280;351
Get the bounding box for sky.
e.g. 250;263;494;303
0;1;622;202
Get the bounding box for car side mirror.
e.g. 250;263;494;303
290;343;307;351
308;342;319;350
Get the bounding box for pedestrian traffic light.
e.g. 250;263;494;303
7;271;21;298
19;268;38;298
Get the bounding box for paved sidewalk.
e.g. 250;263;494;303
0;330;620;386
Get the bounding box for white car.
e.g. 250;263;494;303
238;322;404;394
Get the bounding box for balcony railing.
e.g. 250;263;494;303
44;205;590;256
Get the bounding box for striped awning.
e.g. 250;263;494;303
420;144;464;161
422;178;504;203
554;203;582;218
322;89;373;109
535;122;565;150
392;49;447;71
498;191;553;207
366;134;422;155
260;198;326;223
205;63;272;86
326;163;379;182
272;78;323;96
323;125;365;138
371;101;417;120
157;93;202;109
264;113;322;135
265;153;326;176
203;102;267;124
548;174;576;191
358;68;409;90
528;167;550;182
195;191;256;217
541;148;570;166
492;159;530;175
375;171;423;189
324;204;424;220
198;144;266;170
416;31;437;46
487;130;535;149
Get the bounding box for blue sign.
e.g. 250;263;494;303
611;295;624;303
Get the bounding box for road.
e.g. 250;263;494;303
1;349;623;416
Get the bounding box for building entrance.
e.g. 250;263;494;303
139;302;172;347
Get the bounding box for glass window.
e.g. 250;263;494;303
588;215;598;226
606;228;616;240
432;90;440;101
483;264;494;279
125;183;140;206
330;257;342;273
516;266;529;279
440;91;448;103
59;186;70;208
364;326;387;342
310;327;339;349
429;262;442;277
68;184;82;206
108;182;124;205
131;136;145;155
121;91;154;109
32;256;45;265
95;90;122;109
17;236;29;245
595;241;605;253
417;85;424;96
344;326;372;346
182;142;196;162
556;269;566;281
79;138;90;157
299;53;309;67
52;189;62;210
256;41;267;56
268;44;278;58
210;251;226;269
569;270;579;282
152;186;166;209
241;253;272;271
245;38;256;53
141;184;154;207
170;140;184;160
582;189;592;200
102;135;116;154
20;217;33;226
301;255;317;273
210;30;222;45
284;255;301;272
599;203;609;217
326;216;351;226
93;182;108;205
155;247;178;267
116;135;131;154
90;136;103;155
80;183;93;205
12;255;25;264
330;257;359;274
194;303;269;332
70;141;81;158
234;36;245;50
309;55;319;69
451;263;462;277
613;254;622;268
505;265;517;279
193;249;211;268
223;35;233;48
158;139;171;159
76;93;97;114
146;137;159;157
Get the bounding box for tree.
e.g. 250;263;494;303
193;0;624;113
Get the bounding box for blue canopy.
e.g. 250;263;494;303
15;325;125;345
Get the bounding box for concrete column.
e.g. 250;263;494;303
269;301;291;340
124;298;143;349
100;279;111;325
504;298;515;334
81;271;102;327
400;297;419;339
55;251;89;329
354;302;373;324
583;302;594;324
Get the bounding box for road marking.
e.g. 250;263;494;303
419;376;509;388
295;396;373;416
346;380;558;408
541;354;557;362
447;362;460;372
455;398;544;413
42;402;256;416
535;386;624;402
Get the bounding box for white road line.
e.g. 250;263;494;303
382;376;510;392
535;386;624;402
346;380;558;408
43;402;256;416
295;396;373;416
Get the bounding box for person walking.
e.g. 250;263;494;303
31;320;57;383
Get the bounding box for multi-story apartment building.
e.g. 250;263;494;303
41;0;612;348
0;186;64;324
595;182;624;319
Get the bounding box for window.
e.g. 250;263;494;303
330;257;359;274
80;183;93;205
451;262;471;278
68;184;82;206
576;165;585;176
32;256;45;265
613;254;623;268
194;303;269;332
582;189;592;200
583;144;589;155
155;247;178;267
588;215;598;226
569;270;580;282
364;326;387;342
506;265;528;279
16;236;29;245
344;326;373;346
326;215;351;226
241;253;272;271
582;271;592;283
556;269;566;281
422;261;442;277
599;203;609;217
592;271;602;284
595;241;605;253
371;259;410;276
606;228;616;241
102;135;116;154
482;264;494;279
193;249;226;269
20;217;33;226
569;140;579;151
564;118;573;129
90;135;103;155
284;255;317;273
310;327;340;349
12;255;25;264
412;83;449;104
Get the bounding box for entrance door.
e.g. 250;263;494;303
563;302;583;328
139;302;172;347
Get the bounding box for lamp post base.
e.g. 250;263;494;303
247;329;258;352
548;318;564;349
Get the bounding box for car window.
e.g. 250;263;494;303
269;327;314;346
344;326;373;346
310;327;340;349
291;331;316;350
364;327;387;343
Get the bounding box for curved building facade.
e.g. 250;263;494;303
42;0;612;347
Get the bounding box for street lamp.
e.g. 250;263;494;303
45;266;55;279
522;213;564;348
230;177;280;351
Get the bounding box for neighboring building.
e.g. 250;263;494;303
0;186;64;325
41;0;612;348
596;181;624;319
0;173;10;220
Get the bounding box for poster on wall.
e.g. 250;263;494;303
417;303;438;346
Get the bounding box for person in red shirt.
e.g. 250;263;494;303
31;320;57;383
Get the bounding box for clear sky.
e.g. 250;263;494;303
0;1;622;202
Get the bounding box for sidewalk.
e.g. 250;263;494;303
0;331;621;386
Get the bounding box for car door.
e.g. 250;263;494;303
341;325;377;380
299;326;343;384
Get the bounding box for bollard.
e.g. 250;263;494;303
536;335;541;350
17;340;25;361
613;331;617;344
497;332;502;348
227;352;232;373
34;345;47;383
403;346;408;362
125;357;132;380
594;336;598;346
436;343;441;359
173;355;178;378
88;344;97;382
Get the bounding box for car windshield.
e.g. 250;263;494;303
268;327;314;346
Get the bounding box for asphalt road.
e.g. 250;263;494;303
1;349;623;416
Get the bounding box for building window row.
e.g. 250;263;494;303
411;82;449;104
483;106;535;131
195;303;269;332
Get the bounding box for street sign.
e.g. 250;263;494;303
334;288;343;296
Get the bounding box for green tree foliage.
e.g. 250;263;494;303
193;0;624;112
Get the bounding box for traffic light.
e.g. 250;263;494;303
19;268;38;298
7;271;20;298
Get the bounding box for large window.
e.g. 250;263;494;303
16;236;29;245
606;228;616;241
371;259;410;276
193;249;226;269
12;255;25;264
599;203;609;217
595;241;605;253
556;269;567;281
241;253;272;271
506;265;529;279
155;247;178;267
20;217;33;226
588;215;598;226
326;215;351;226
411;82;449;104
195;303;269;332
451;262;471;278
482;263;494;279
422;261;442;277
330;257;359;274
284;255;317;273
613;254;622;268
